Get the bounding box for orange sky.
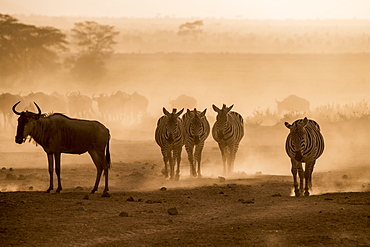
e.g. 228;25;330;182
1;0;369;19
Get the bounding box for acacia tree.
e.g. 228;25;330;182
178;20;204;40
70;21;119;82
0;14;67;85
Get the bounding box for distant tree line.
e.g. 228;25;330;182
0;14;67;86
2;14;370;87
0;14;119;86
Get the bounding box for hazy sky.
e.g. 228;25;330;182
1;0;369;19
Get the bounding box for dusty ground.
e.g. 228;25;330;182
0;138;369;246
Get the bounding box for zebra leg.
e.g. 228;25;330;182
304;160;315;196
169;150;175;180
228;144;239;175
195;143;204;178
161;149;170;178
291;159;303;197
298;163;305;196
218;144;227;175
186;144;196;177
226;147;232;175
174;147;182;181
46;153;54;193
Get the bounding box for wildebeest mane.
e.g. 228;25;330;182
29;113;101;150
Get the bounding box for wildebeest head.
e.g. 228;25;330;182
12;101;42;144
187;108;207;145
163;107;184;144
285;117;309;161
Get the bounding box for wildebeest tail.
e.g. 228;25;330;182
105;135;111;168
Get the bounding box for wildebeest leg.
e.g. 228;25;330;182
186;144;196;177
46;153;54;193
99;148;110;197
55;153;62;193
195;143;204;178
291;159;304;197
88;150;103;194
102;167;110;197
218;144;227;175
97;148;110;197
304;160;315;196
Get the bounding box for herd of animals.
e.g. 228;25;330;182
9;93;324;198
0;91;150;129
0;92;311;129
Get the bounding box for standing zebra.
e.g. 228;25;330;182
285;117;324;197
155;108;185;180
182;108;210;178
212;104;244;175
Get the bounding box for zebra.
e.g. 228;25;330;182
182;108;210;178
285;117;325;197
212;104;244;175
155;108;185;180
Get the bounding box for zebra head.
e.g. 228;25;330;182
212;104;233;139
163;107;184;144
12;101;42;144
187;108;207;145
285;117;309;162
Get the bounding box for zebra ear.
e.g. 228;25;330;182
163;107;170;115
227;104;234;112
199;108;207;118
176;108;184;117
302;117;308;126
284;122;292;129
212;104;221;113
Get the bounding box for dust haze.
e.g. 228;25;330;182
1;16;370;195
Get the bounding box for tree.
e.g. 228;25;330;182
178;20;204;40
70;21;119;82
0;14;67;84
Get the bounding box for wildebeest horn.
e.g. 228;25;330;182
34;102;42;115
12;101;22;115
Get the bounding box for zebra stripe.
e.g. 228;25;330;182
285;117;325;197
212;104;244;174
155;108;185;180
182;108;210;178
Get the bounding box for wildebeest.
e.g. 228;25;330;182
92;93;110;121
169;94;197;110
12;101;111;197
93;91;130;122
124;92;149;124
24;91;67;114
66;91;94;118
0;92;23;128
275;95;310;115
